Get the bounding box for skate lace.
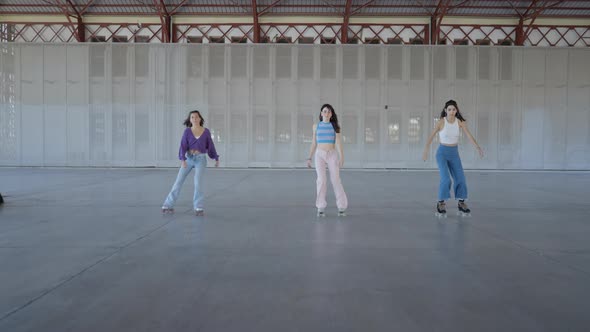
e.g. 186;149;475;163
459;202;468;209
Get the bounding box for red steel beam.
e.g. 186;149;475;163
153;0;170;42
76;16;85;42
516;17;525;45
431;0;453;44
341;0;353;43
80;0;96;15
3;2;589;17
522;0;541;18
52;0;82;41
4;11;587;18
65;0;81;17
520;0;566;45
170;0;189;15
252;0;260;43
65;0;87;42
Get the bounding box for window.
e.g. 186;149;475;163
453;39;468;45
499;48;512;80
135;45;149;77
276;36;292;43
321;37;336;44
209;36;225;43
1;23;15;42
478;47;491;80
112;43;127;77
231;36;248;43
498;39;513;46
90;36;106;42
365;114;379;144
275;114;291;143
298;37;314;44
387;113;401;144
187;36;203;43
364;37;380;44
387;37;403;44
408;116;422;144
275;47;291;78
134;35;149;43
113;35;128;43
254;114;268;143
476;39;491;45
410;38;424;45
346;37;359;44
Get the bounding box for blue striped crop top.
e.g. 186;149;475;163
316;121;336;144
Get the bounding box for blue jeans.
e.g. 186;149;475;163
163;153;207;210
436;145;467;201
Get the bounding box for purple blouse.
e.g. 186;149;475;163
178;127;219;161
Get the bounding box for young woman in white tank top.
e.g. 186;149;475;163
423;100;484;217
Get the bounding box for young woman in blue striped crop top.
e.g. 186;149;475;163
162;110;220;216
306;104;348;217
423;100;484;217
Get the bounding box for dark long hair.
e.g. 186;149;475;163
439;100;466;122
183;110;205;127
318;103;341;133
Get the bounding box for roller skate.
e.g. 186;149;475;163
317;208;325;217
338;209;347;217
162;206;174;214
457;200;471;217
195;209;204;216
435;201;447;218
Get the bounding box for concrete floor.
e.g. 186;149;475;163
1;167;589;332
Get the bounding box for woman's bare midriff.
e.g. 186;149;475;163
317;143;336;151
440;143;458;147
189;149;202;154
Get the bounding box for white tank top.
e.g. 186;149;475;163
439;117;460;145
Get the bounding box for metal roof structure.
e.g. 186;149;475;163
2;1;589;45
1;0;589;18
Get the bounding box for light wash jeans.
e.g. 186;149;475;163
163;153;207;210
436;145;468;201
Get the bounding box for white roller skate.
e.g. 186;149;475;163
317;208;325;217
162;206;174;214
457;201;471;217
338;209;347;217
435;201;447;218
195;209;204;216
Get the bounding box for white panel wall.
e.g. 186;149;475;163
1;43;589;169
19;45;44;165
0;44;19;163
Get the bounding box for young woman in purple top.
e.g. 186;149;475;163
162;110;219;216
